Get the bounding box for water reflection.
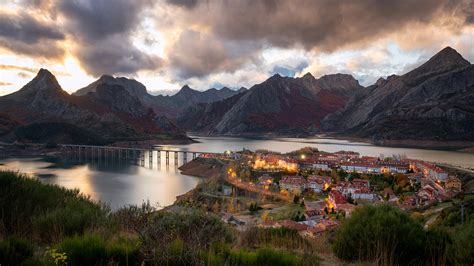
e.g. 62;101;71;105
159;136;474;169
0;155;200;210
1;136;473;209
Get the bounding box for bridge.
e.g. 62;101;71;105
59;144;223;167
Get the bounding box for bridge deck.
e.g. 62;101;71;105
59;144;222;155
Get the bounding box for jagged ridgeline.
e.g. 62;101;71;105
1;47;473;144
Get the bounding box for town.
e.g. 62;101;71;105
193;147;463;237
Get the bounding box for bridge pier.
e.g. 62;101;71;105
157;150;161;166
174;151;178;165
166;151;169;165
149;150;153;168
183;152;187;164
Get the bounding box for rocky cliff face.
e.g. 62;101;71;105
0;69;182;144
178;72;362;134
322;47;474;141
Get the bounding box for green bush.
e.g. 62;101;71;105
34;200;105;242
0;171;107;241
107;238;141;265
333;204;426;265
58;233;141;266
0;236;37;265
58;234;108;265
142;210;233;264
206;243;302;266
452;218;474;265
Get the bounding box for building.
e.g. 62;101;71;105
340;161;381;174
418;185;438;201
337;203;357;217
378;161;409;174
445;176;461;191
300;159;331;171
328;190;347;209
257;174;273;189
411;160;448;182
352;188;375;201
334;150;360;159
307;175;331;192
279;176;306;193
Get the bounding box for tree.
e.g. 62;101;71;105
293;194;300;204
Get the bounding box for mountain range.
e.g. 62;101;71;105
178;47;474;144
0;46;472;145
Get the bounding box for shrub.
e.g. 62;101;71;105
0;236;37;265
107;238;141;265
57;234;108;266
206;244;302;266
57;233;141;265
141;209;233;264
0;171;107;241
452;218;474;265
34;200;106;242
333;204;426;265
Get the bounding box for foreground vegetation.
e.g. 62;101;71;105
0;171;318;265
0;170;473;265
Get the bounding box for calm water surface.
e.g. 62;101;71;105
1;136;473;209
163;136;474;169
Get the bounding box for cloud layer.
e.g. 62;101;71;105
0;0;473;92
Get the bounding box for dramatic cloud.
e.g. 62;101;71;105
176;0;469;51
58;0;161;76
0;11;65;58
76;36;161;75
168;30;261;79
1;0;473;94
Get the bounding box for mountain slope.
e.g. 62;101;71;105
0;69;183;144
75;76;242;117
322;47;474;141
178;73;362;135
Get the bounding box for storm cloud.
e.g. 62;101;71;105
174;0;470;51
0;11;65;58
155;0;474;80
57;0;161;76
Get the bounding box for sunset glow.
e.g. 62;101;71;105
1;0;473;96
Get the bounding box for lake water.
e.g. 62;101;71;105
1;136;473;209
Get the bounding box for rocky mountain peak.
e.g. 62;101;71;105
74;74;147;97
403;47;470;85
318;73;361;90
19;68;63;95
429;46;470;66
302;72;315;80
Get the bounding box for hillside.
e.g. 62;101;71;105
178;73;362;135
0;69;185;144
322;47;474;142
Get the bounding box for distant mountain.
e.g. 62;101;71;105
177;72;362;134
0;69;182;144
322;47;474;141
155;85;243;116
75;77;242;117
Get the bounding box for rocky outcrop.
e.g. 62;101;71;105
322;47;474;141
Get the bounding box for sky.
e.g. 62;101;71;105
0;0;473;96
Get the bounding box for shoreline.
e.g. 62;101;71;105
188;132;474;153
